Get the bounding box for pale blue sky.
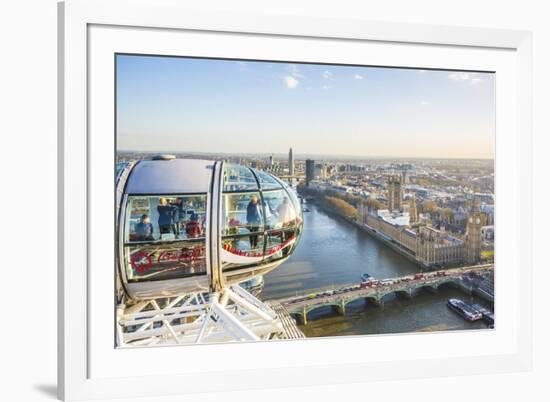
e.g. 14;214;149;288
116;55;495;159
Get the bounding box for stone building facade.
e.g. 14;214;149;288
387;175;403;212
358;203;467;267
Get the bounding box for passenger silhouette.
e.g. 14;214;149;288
134;214;154;241
157;198;176;236
186;213;202;239
246;195;262;249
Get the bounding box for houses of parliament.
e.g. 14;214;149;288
358;175;486;267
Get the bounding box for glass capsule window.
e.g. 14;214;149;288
262;189;298;229
282;180;302;217
221;192;264;236
262;189;301;260
123;194;207;282
252;168;281;190
220;165;303;271
223;164;258;192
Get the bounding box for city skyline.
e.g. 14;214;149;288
117;55;495;159
117;148;494;161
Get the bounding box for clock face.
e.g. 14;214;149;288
469;217;473;223
475;218;480;224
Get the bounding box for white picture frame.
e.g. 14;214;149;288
58;0;533;400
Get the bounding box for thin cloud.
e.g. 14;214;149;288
323;70;333;80
322;85;331;90
286;64;304;78
236;61;248;71
284;75;299;89
354;74;363;80
420;100;431;106
448;71;482;85
449;72;472;81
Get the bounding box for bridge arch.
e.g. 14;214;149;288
394;289;413;298
306;303;343;317
343;295;382;307
416;283;440;293
436;281;458;290
289;312;306;325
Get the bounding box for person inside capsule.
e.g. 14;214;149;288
134;214;154;241
185;213;202;238
169;198;181;238
220;164;303;270
246;194;262;249
277;197;295;242
125;195;207;281
157;197;176;238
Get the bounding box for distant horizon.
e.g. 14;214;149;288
116;148;494;162
117;55;495;159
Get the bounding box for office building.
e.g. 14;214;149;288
288;147;294;176
305;159;315;186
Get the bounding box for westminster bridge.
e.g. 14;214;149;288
269;264;494;324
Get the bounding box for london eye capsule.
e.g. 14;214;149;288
116;158;303;300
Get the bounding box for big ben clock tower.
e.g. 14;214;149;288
466;207;483;264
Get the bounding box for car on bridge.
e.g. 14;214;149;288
360;280;380;288
334;289;347;295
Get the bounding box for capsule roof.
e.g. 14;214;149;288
125;159;215;194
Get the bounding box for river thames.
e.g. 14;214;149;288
261;203;492;337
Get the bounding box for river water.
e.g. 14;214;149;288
262;204;492;337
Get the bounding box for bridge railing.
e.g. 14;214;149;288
268;264;494;306
271;283;359;303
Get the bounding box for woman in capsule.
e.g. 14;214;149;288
134;214;154;241
157;197;176;237
277;197;295;242
246;194;262;249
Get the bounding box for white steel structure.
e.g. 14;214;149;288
117;286;289;346
115;157;304;346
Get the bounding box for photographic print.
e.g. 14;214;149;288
115;55;495;347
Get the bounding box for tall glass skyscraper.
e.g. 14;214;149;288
288;147;294;176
